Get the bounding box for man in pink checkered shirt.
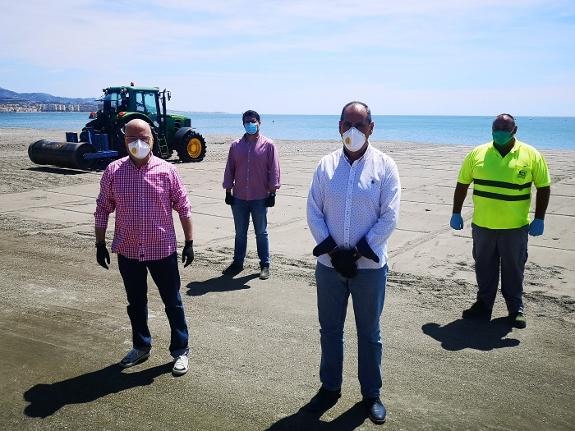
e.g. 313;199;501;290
94;119;194;376
222;110;281;280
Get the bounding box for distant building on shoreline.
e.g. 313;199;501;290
0;102;98;112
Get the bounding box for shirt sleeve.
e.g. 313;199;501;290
457;151;474;184
532;151;551;188
268;142;281;190
306;161;331;244
365;159;401;249
94;166;115;230
170;168;192;218
222;143;236;190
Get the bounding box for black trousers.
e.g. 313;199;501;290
472;224;529;314
117;252;188;357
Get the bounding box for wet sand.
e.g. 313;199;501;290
0;128;574;430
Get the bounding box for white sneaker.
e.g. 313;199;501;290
173;354;189;376
119;348;150;368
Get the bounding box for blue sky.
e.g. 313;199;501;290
1;0;574;115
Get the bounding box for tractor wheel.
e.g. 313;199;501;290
177;130;207;162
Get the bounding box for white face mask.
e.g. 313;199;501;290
127;139;151;159
342;127;367;152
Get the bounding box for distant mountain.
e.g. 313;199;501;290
0;87;96;104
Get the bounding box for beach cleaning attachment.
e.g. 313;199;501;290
27;130;119;170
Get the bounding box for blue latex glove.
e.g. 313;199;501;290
450;213;464;230
529;218;544;236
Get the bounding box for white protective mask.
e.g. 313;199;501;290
128;139;151;159
342;127;366;152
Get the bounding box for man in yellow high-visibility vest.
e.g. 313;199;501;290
450;113;551;329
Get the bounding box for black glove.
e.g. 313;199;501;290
182;240;194;268
356;237;380;263
313;235;337;257
265;192;276;207
96;242;110;269
225;192;235;206
330;248;359;278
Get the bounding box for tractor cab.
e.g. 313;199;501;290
100;86;161;122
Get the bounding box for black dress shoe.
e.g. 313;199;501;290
304;387;341;412
222;261;243;275
364;397;386;424
259;265;270;280
462;300;492;321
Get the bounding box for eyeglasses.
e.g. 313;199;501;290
125;136;152;144
341;121;370;130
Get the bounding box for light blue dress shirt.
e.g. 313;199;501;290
307;145;401;269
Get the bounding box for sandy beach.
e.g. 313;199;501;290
0;127;574;430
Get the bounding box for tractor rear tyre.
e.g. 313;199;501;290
176;129;207;162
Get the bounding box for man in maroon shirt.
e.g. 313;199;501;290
94;119;194;376
222;110;281;280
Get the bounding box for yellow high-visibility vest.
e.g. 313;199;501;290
457;140;551;229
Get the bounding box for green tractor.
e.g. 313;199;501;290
28;84;207;170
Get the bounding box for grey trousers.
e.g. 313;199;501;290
471;223;529;313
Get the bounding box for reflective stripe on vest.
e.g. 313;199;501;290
472;178;532;201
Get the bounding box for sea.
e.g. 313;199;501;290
0;112;573;150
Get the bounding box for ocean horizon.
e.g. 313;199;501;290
0;112;573;150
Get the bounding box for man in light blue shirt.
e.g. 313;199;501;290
306;101;401;425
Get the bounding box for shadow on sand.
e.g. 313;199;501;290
422;317;520;351
25;166;89;175
23;362;173;418
266;400;369;431
186;273;259;296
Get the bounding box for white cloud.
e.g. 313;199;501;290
0;0;573;114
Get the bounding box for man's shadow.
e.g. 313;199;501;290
186;273;259;296
23;362;173;418
422;317;520;351
266;401;368;431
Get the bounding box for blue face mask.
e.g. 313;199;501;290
244;122;258;135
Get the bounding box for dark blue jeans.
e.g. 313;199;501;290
117;252;188;358
231;198;269;267
315;262;388;398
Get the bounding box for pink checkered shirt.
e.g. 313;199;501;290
94;156;192;261
222;134;281;200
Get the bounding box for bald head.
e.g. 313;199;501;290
492;113;517;133
125;119;153;139
340;101;372;123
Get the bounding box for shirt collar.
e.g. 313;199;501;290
489;139;521;157
128;154;159;171
241;134;261;145
342;142;372;165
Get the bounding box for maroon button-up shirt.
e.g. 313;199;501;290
222;134;281;200
94;156;192;261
